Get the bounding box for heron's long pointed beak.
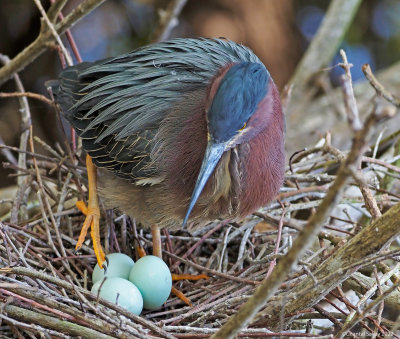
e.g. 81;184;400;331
182;140;227;228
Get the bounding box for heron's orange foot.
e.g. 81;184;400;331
171;273;209;306
171;287;192;306
75;200;105;268
136;244;147;258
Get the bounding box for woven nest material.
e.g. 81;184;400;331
1;117;400;338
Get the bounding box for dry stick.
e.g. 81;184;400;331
265;206;285;278
286;0;362;117
211;74;396;339
0;135;17;165
340;50;382;220
339;49;362;131
1;287;135;338
0;144;58;162
337;279;400;338
0;267;177;339
3;304;115;339
346;264;399;337
362;155;400;173
164;326;323;338
32;0;72;66
0;0;105;86
28;127;80;286
362;64;400;108
164;250;258;285
0;312;70;339
256;203;400;331
0;91;53;106
170;221;226;271
47;0;68;22
50;0;83;152
0;54;32;224
343;272;400;314
153;0;188;42
333;287;387;336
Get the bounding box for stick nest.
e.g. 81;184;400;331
1;62;400;339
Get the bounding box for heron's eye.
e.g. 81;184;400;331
239;122;247;131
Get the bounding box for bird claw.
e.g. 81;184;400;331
171;287;192;307
75;200;106;268
171;273;208;306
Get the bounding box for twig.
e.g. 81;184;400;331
0;91;53;106
260;202;400;330
153;0;188;42
335;51;381;220
0;266;177;339
0;135;18;166
362;156;400;173
344;264;400;329
362;64;400;108
2;304;114;339
286;0;363;117
33;0;73;66
0;54;32;224
336;279;400;338
211;55;399;339
339;49;362;131
266;205;285;278
0;0;105;86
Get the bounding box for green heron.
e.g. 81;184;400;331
50;38;285;273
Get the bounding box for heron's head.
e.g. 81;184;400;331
182;62;271;227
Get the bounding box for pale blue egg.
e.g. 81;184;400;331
94;277;143;315
91;280;102;294
128;255;172;310
92;253;135;284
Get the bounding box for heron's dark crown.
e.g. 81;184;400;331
207;62;269;144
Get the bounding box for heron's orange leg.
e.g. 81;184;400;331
75;155;105;268
147;225;208;306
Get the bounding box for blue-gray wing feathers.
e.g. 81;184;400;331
51;38;261;181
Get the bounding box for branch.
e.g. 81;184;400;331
47;0;68;23
2;304;114;339
211;124;366;338
0;91;53;106
152;0;188;42
0;267;177;339
32;0;73;66
362;63;400;108
259;201;400;329
286;60;400;155
344;272;400;313
285;0;362;117
0;0;105;86
211;47;399;339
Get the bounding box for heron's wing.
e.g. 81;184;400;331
51;38;262;182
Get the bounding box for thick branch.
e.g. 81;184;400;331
261;202;400;329
285;0;362;117
0;0;105;86
286;60;400;155
211;81;373;339
344;272;400;313
2;304;114;339
152;0;188;42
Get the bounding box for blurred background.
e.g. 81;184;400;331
0;0;400;188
